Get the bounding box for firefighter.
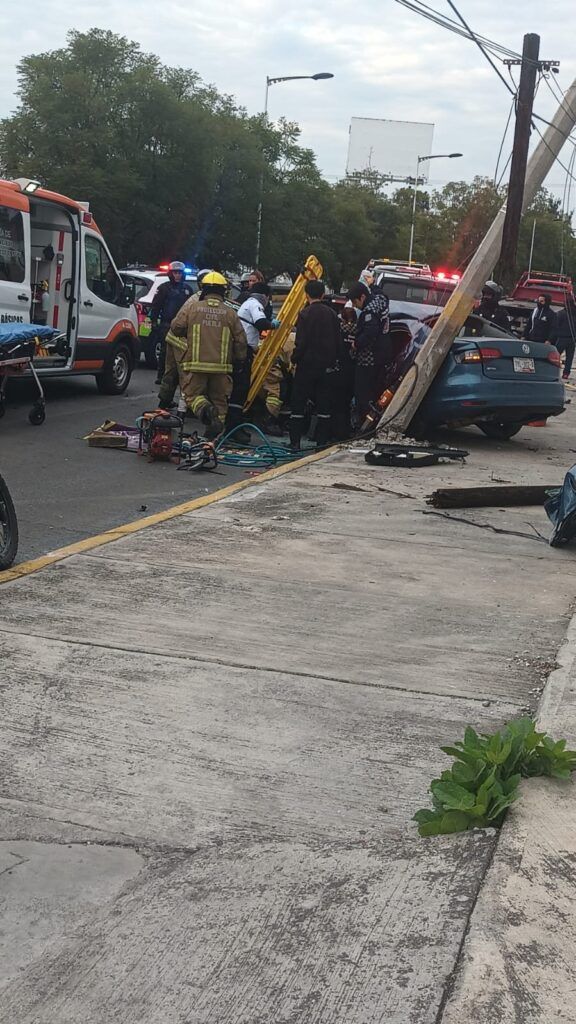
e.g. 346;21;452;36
258;331;295;436
289;280;342;450
476;281;511;331
154;261;195;405
188;269;211;304
167;272;247;439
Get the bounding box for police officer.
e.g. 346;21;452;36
346;281;392;425
476;281;511;331
154;261;194;406
167;272;247;439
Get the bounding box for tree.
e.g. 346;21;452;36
2;31;575;287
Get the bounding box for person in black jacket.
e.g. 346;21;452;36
153;261;195;402
556;300;576;379
476;281;511;331
347;281;393;424
525;294;558;344
289;280;342;449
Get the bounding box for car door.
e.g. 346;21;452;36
0;194;31;325
78;230;126;342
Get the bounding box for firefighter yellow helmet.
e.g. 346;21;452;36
202;271;228;287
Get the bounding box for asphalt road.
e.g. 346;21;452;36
0;365;249;564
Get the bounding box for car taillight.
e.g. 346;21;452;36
547;348;561;366
458;347;502;363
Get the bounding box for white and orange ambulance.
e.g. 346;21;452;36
0;177;139;393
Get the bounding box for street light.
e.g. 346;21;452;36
408;152;463;264
255;72;334;266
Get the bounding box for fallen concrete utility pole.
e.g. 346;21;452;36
378;77;576;436
426;485;556;509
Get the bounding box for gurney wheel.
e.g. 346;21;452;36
28;403;46;426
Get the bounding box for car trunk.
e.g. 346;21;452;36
455;339;560;383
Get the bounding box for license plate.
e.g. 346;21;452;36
513;357;535;373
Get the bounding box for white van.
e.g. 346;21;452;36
0;177;139;393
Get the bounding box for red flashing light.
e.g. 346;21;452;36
158;263;170;272
82;211;93;224
435;269;461;282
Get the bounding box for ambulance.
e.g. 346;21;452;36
0;177;139;393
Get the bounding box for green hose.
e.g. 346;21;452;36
216;423;303;467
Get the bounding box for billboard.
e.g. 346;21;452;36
346;117;435;180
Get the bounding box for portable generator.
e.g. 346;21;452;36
139;411;183;461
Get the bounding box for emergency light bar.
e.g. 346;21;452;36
435;271;461;282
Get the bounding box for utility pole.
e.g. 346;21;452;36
377;75;576;436
496;34;540;290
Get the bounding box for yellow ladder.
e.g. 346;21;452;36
244;254;323;411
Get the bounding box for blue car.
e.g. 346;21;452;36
408;314;565;440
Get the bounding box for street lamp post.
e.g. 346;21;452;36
255;72;334;267
408;152;463;265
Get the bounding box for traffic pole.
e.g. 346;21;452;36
377;76;576;436
496;34;541;290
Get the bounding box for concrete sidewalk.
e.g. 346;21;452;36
1;420;576;1022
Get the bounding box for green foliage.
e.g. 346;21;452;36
414;718;576;837
1;31;575;283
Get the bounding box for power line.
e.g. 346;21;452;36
392;0;521;61
494;95;516;184
531;121;576;184
445;0;515;96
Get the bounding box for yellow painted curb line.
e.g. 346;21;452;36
0;444;340;586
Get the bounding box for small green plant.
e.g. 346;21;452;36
414;717;576;837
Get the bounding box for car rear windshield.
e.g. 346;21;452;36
382;280;455;306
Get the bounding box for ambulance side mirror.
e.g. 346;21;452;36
121;281;136;307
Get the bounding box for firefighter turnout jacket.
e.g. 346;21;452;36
167;296;247;373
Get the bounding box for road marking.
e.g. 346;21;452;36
0;445;339;585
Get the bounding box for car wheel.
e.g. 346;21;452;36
478;421;523;440
96;342;133;395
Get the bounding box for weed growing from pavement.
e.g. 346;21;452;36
414;718;576;837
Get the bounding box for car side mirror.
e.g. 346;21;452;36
122;281;136;307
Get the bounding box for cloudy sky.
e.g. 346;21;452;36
1;0;574;200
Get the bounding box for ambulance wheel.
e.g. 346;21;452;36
96;343;133;395
28;403;46;426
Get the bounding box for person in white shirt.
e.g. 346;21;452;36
226;283;280;439
237;283;278;351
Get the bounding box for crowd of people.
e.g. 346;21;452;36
149;262;403;447
148;261;576;448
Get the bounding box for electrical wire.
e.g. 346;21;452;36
496;151;513;189
531;122;576;184
494;95;516;185
393;0;522;61
560;145;576;273
445;0;515;96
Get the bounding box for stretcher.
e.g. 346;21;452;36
0;324;61;425
244;254;323;411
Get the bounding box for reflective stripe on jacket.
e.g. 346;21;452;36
169;296;247;374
